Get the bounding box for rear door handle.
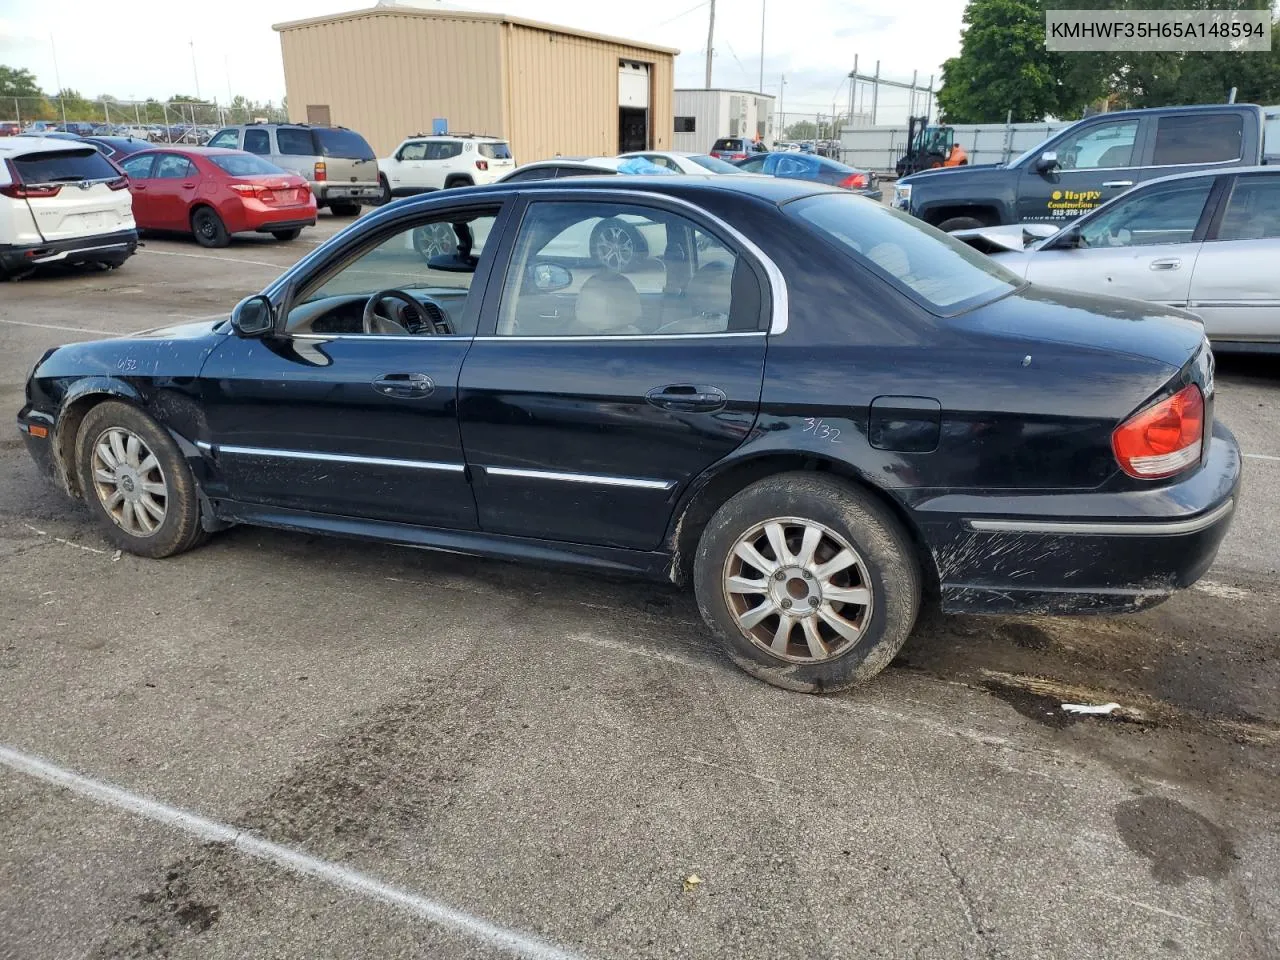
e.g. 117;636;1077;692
646;384;727;412
372;372;434;398
181;182;196;188
1149;258;1181;271
1102;180;1134;188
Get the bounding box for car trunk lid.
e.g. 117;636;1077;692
6;148;133;242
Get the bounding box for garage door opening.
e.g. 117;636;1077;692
618;61;650;152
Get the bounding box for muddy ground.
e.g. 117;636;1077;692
0;211;1277;960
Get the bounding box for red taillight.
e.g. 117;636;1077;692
1112;384;1204;479
476;159;488;171
0;160;62;199
730;153;747;160
840;173;868;189
314;161;326;181
107;176;129;191
228;182;275;201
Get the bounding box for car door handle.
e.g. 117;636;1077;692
646;384;727;412
372;372;434;398
1149;258;1181;270
181;182;195;189
133;184;147;191
1102;180;1134;188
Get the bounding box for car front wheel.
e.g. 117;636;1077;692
693;473;921;692
74;401;207;559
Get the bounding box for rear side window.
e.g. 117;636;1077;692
12;149;119;184
789;193;1021;313
314;128;375;160
244;129;271;155
428;142;463;160
1153;114;1244;166
479;142;512;160
1217;176;1280;240
212;154;285;176
276;127;316;156
208;129;240;149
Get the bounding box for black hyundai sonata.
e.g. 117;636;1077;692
18;176;1240;692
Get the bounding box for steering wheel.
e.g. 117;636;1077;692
363;288;431;336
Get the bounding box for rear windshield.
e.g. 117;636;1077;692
276;127;317;156
479;142;512;160
788;193;1021;313
313;127;375;160
212;154;287;177
712;139;743;151
689;154;744;173
13;148;119;183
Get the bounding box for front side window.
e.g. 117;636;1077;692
789;193;1021;313
208;129;239;149
1153;114;1244;166
275;128;315;156
496;201;757;337
243;129;271;155
1054;119;1140;170
1076;178;1213;248
154;154;194;179
1215;176;1280;240
287;210;498;337
398;142;428;161
120;154;155;179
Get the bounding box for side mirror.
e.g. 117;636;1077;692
231;294;275;337
529;261;572;292
1036;150;1060;173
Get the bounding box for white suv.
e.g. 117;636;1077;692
0;137;137;279
377;134;514;201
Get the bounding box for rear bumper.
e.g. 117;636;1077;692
312;182;382;203
0;229;137;273
916;421;1242;615
250;217;315;234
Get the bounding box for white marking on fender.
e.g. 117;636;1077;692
0;744;586;960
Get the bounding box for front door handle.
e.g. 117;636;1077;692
646;384;727;412
372;372;434;398
1102;180;1134;188
1149;258;1181;271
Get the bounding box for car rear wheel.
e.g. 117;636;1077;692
271;228;302;241
935;215;986;233
328;201;362;217
443;175;473;190
191;207;230;248
693;473;921;692
74;401;206;559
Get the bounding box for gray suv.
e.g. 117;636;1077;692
207;123;380;215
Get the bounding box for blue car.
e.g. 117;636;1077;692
735;152;882;200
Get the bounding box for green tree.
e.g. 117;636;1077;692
785;120;817;139
0;65;43;99
938;0;1099;122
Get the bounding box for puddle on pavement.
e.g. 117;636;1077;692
1114;796;1238;885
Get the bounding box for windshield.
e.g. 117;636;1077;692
689;154;744;173
212;154;287;176
788;193;1022;313
313;128;375;160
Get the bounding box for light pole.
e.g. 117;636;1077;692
190;39;201;99
778;74;786;139
50;34;67;126
758;0;765;94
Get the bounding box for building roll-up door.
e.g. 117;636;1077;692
618;62;650;152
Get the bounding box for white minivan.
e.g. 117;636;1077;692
0;137;137;278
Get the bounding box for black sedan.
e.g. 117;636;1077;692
80;135;153;161
17;176;1239;692
735;152;882;200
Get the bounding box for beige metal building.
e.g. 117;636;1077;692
273;5;678;162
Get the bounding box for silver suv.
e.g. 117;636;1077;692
206;123;379;215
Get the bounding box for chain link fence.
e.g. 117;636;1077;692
773;111;854;158
1;96;288;142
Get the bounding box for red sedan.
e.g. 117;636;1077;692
118;147;316;248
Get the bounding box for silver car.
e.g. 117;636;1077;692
965;167;1280;352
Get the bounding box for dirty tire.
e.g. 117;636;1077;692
271;228;302;241
328;201;362;217
693;472;921;693
191;207;230;248
74;401;207;559
378;175;392;205
936;216;985;233
443;175;473;190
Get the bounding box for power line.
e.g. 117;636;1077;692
655;0;710;27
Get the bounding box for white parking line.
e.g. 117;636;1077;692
0;744;586;960
1244;453;1280;462
0;317;128;337
137;248;284;269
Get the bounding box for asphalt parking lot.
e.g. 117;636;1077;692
2;212;1278;960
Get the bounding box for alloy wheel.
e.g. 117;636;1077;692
722;517;874;663
594;223;635;271
90;427;168;537
412;223;456;260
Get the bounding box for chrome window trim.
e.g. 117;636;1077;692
473;331;765;343
967;499;1233;536
484;465;674;490
199;442;464;473
287;333;474;342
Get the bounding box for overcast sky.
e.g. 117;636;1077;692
0;0;964;122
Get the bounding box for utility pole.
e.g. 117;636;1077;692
758;0;765;93
778;73;786;137
50;34;67;126
190;39;201;99
705;0;716;88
